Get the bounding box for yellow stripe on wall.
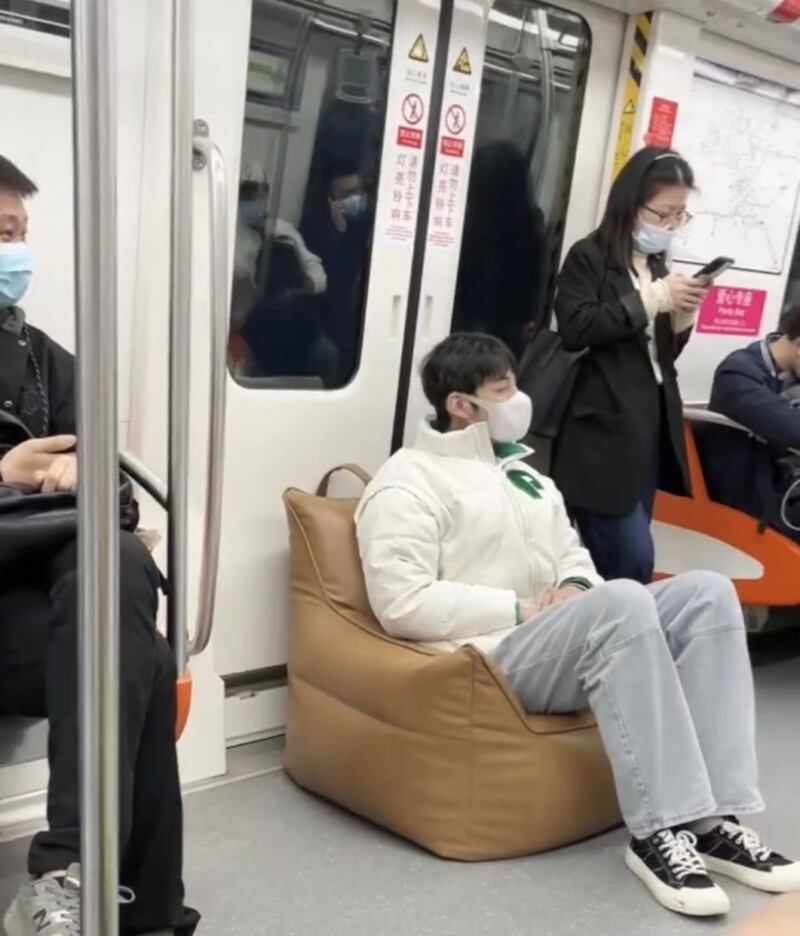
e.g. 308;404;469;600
611;12;653;181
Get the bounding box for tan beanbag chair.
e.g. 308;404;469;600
282;466;621;861
726;895;800;935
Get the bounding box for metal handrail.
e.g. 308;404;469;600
120;451;168;510
168;0;194;675
71;0;120;930
683;406;753;436
531;7;554;191
189;133;229;658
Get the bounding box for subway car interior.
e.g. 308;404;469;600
1;0;800;932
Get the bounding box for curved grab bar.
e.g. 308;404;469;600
120;451;168;510
189;132;229;658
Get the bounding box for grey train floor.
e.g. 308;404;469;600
0;656;798;936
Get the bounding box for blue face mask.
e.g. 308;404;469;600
0;242;33;309
632;218;675;256
239;200;267;231
339;191;368;221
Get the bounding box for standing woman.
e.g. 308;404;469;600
552;147;708;583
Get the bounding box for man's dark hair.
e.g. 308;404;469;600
421;332;516;426
596;146;694;271
0;155;38;197
783;305;800;341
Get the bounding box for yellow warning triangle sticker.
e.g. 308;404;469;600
453;47;471;75
409;33;429;62
622;98;635;115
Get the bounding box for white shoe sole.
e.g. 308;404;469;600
4;902;24;936
626;847;731;917
703;854;800;893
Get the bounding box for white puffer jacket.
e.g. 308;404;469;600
355;420;602;653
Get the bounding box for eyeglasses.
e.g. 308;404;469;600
641;204;693;229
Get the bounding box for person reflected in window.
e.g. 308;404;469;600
453;141;546;357
553;147;709;583
0;155;199;934
301;159;373;387
700;306;800;541
232;163;331;382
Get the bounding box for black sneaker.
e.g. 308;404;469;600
695;820;800;893
626;829;730;916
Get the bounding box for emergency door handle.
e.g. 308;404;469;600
188;125;229;658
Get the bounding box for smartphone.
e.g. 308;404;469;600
694;257;735;280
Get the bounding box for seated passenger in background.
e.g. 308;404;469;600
355;332;800;919
231;162;329;379
702;306;800;540
0;156;197;935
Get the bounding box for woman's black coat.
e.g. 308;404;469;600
551;234;691;517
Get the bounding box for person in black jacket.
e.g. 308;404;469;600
452;141;546;358
701;307;800;540
0;156;198;935
552;147;709;583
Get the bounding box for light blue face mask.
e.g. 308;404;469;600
340;191;368;221
0;242;33;309
239;200;267;231
632;218;675;256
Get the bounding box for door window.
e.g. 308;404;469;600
230;0;394;389
782;227;800;326
451;1;590;358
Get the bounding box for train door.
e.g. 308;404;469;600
188;0;447;749
397;0;626;445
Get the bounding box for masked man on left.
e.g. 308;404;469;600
0;155;198;935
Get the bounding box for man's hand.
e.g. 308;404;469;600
537;585;585;610
0;435;77;489
39;453;78;493
519;586;585;622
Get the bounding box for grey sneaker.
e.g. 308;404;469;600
4;864;81;935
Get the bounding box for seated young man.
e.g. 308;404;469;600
0;156;198;934
355;332;800;918
702;307;800;540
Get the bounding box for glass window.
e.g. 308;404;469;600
782;227;800;327
230;0;393;389
451;1;590;358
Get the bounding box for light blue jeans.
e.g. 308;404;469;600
489;572;765;838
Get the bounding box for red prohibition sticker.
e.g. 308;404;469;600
444;103;466;135
401;93;424;125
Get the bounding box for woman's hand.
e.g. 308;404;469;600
665;273;708;315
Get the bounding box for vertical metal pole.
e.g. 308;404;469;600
169;0;194;675
71;0;119;932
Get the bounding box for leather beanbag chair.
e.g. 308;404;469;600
282;466;621;861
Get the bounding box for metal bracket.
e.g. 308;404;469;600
192;119;210;170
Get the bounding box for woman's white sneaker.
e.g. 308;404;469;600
626;829;730;917
695;821;800;893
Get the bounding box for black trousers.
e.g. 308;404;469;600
0;532;199;935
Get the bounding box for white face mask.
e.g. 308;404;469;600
465;390;533;443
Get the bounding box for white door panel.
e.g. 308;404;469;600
400;0;625;446
402;0;492;441
195;0;443;675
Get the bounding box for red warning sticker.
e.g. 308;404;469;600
440;136;464;158
397;126;423;149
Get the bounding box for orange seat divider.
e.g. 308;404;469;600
653;422;800;606
175;671;193;741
